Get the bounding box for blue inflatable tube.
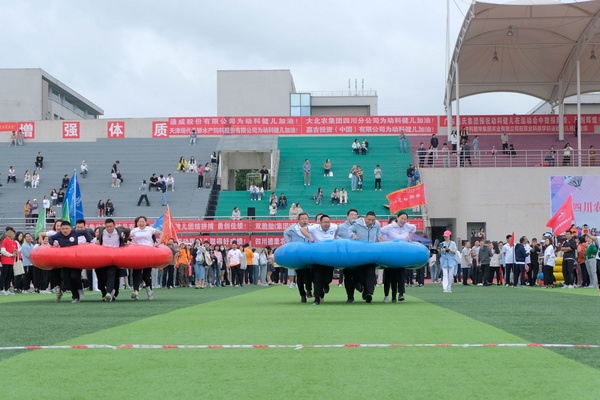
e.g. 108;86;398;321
274;239;429;270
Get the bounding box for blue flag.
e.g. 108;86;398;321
153;215;164;231
62;171;83;225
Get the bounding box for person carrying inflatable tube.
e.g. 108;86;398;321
337;209;359;304
380;211;416;303
301;214;338;306
283;212;313;303
96;218;130;302
349;211;383;304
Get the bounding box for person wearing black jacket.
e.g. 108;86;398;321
430;134;439;159
514;236;528;287
49;221;93;303
528;238;541;287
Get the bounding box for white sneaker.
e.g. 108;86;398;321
146;287;154;300
289;284;294;289
383;296;389;303
0;290;6;295
104;293;113;302
78;289;85;300
568;285;574;289
131;290;139;300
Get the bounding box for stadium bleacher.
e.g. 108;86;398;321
215;135;414;219
0;137;219;232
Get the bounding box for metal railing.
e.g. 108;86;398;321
413;149;597;168
309;90;377;97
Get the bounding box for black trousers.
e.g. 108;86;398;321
312;265;334;303
514;263;526;286
197;175;204;188
96;266;119;297
383;268;402;299
356;264;376;298
480;263;490;285
562;259;574;286
528;263;539;286
505;263;515;285
542;264;555;286
162;265;174;288
0;264;14;291
61;268;83;299
133;268;152;290
461;267;470;284
485;266;501;284
137;194;149;206
343;269;357;300
415;266;425;285
297;268;312;297
374;178;381;189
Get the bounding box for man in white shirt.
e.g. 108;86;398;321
502;235;515;287
96;218;130;302
227;241;245;287
301;214;338;305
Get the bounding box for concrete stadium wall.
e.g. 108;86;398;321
421;166;590;243
30;118;167;142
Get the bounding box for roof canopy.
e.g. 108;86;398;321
445;0;600;106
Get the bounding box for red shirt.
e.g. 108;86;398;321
1;238;19;265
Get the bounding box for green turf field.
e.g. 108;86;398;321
1;283;600;399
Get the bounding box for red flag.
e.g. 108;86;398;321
386;183;427;214
509;232;514;247
161;205;180;243
546;194;575;234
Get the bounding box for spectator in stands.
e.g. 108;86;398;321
61;174;69;189
509;144;517;158
137;180;150;206
303;159;311;186
31;171;40;189
491;146;497;158
250;183;258;201
269;192;276;203
9;131;17;146
31;199;39;222
563;143;573;166
7;166;16;183
406;163;415;187
277;193;287;210
350;165;358;191
177;156;187;173
374;165;382;190
111;161;119;187
80;161;88;178
450;131;458;154
42;195;50;211
473;135;480;159
417;143;426;168
24;170;32;188
427;145;434;167
166;174;174;191
57;189;64;204
105;199;115;217
97;200;105;217
501;131;509;154
257;186;264;201
442;143;450;168
189;129;197;145
188;156;197;173
314;187;323;205
430;134;438;158
17;130;24;146
160;182;168;206
323;159;332;176
589;145;596;167
357;166;364;191
340;188;348;205
24;200;32;226
35;152;43;169
269;200;277;220
231;206;241;220
399;132;407;153
211;151;218;165
331;188;340;205
352;139;360;155
115;170;122;187
149;173;159;191
460;141;472;167
46;206;56;224
260;165;269;190
361;138;369;155
289;203;299;220
204;163;212;188
296;203;304;215
50;189;58;206
197;164;204;189
460;126;469;143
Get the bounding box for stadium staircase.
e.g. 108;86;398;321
214;135;414;220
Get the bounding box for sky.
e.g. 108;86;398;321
1;0;546;119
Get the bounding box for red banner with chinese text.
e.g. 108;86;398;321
440;114;598;134
386;184;427;214
166;116;438;136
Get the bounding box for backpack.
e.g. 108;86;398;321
259;252;268;266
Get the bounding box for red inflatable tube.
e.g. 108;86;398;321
29;244;173;270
